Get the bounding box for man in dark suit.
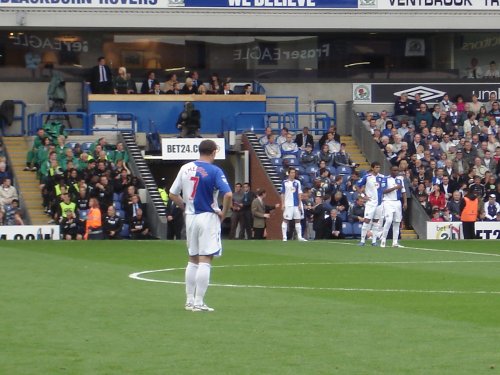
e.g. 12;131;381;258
140;71;159;94
89;56;113;94
220;82;234;95
323;208;344;239
151;83;166;95
166;198;184;240
189;71;203;91
439;175;458;201
294;126;314;149
241;182;256;239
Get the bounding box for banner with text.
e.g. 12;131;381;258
474;221;500;239
0;225;60;240
353;82;500;104
426;221;463;240
161;138;226;160
0;0;357;8
3;0;498;8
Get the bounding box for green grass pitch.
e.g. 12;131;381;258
1;239;500;375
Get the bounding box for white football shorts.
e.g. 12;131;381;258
283;206;303;220
364;202;383;221
382;200;403;223
185;212;222;257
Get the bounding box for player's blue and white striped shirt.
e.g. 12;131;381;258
357;173;384;205
381;176;406;201
281;178;302;207
170;160;231;215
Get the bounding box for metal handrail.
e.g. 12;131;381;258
282;111;332;133
233;112;283;132
313;100;337;127
34;112;88;135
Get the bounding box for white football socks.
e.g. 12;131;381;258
194;262;211;307
185;262;198;305
281;222;288;240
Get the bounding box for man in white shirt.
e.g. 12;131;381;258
379;166;407;248
356;162;384;246
280;167;307;242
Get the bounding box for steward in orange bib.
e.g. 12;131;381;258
85;197;103;240
459;189;479;239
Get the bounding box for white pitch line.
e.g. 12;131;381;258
128;261;500;295
334;241;500;258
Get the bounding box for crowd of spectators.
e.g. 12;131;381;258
361;91;500;223
89;57;254;96
0;140;23;226
24;129;153;240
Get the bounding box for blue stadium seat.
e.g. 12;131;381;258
356;112;365;120
338;211;348;222
326;166;337;175
306;166;318;176
65;142;78;149
81;141;94;152
337;166;352;175
113;192;123;202
275;166;285;177
270;158;283;166
352;222;362;238
298;174;311;185
116;209;126;219
346;191;359;205
295;165;306;175
369;112;380;120
342;222;354;239
286;157;299;166
114;201;122;211
119;223;130;239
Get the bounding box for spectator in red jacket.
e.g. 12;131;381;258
428;184;446;210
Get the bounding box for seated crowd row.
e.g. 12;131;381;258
25;130;153;240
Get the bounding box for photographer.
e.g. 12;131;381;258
176;102;201;138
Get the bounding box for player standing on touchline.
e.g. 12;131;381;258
379;165;407;248
281;167;307;242
169;140;232;312
357;161;384;246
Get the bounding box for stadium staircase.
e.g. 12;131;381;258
3;137;46;225
120;132;167;216
244;131;282;191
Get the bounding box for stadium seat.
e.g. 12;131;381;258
356;112;365;120
342;222;353;239
275;166;285;176
352;222;362;238
306;166;318;176
113;201;122;211
81;141;94;152
326;166;337;175
298;174;311;185
286;158;299;166
116;209;126;219
338;211;348;222
295;165;306;175
337;166;352;175
270;158;283;166
119;223;130;239
65;141;78;149
346;191;359;205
